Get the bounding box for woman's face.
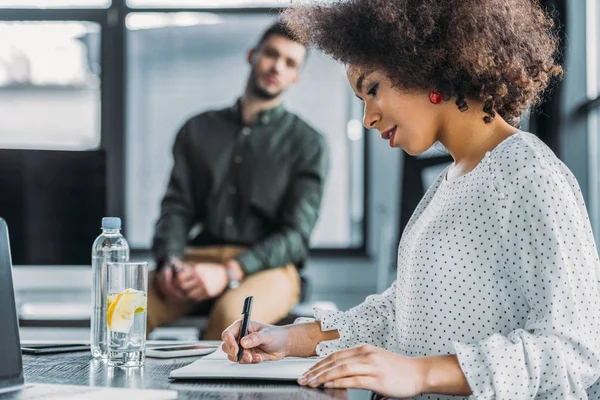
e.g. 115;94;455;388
347;66;443;155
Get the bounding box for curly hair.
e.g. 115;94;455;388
282;0;563;126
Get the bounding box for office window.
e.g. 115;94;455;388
0;0;110;7
128;0;283;8
0;21;101;150
125;12;365;249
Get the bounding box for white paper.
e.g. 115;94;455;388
170;344;321;381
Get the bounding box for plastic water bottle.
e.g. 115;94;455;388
91;217;130;358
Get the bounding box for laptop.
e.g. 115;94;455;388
0;218;178;399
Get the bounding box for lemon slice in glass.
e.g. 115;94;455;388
106;288;147;333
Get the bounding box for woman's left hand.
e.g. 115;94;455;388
297;344;425;398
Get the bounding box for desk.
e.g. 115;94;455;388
13;352;354;399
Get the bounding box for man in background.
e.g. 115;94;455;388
148;21;329;340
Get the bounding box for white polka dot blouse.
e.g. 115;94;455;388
314;131;600;399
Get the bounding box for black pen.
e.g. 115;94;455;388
237;295;254;362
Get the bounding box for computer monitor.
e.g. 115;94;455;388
0;149;106;265
0;218;25;393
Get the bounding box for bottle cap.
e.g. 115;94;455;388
101;217;121;230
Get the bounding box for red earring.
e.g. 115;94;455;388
429;91;442;104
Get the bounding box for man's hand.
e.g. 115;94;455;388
223;259;245;282
176;263;229;302
154;257;187;303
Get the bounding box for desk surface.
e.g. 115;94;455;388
15;352;351;400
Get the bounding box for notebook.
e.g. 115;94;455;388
169;345;322;381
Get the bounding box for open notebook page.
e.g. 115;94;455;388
169;344;322;381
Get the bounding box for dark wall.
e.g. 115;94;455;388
0;149;106;265
528;0;567;153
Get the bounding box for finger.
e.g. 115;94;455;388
250;350;262;364
184;287;207;302
175;265;195;284
235;348;253;364
227;353;238;363
179;278;201;292
222;324;242;354
322;376;377;390
171;260;186;274
176;271;197;288
243;349;253;364
169;283;187;301
306;345;373;374
251;352;263;364
240;329;270;350
221;341;232;355
300;354;373;386
159;269;186;301
162;268;185;295
306;360;374;388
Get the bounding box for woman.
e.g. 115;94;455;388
222;1;600;398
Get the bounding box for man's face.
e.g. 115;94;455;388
247;34;307;100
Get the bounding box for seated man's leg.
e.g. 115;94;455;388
201;264;301;340
146;271;196;334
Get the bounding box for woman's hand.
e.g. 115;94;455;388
221;320;291;363
298;344;426;398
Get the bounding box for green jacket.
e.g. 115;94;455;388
152;100;329;275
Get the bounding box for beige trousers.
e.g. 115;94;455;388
146;246;301;340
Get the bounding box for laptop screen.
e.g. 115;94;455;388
0;218;24;390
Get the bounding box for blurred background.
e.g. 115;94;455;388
0;0;597;341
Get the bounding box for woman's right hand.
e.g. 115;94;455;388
221;320;291;364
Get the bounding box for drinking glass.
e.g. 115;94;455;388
105;261;148;367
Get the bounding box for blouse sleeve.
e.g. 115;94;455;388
453;165;600;399
313;281;399;356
